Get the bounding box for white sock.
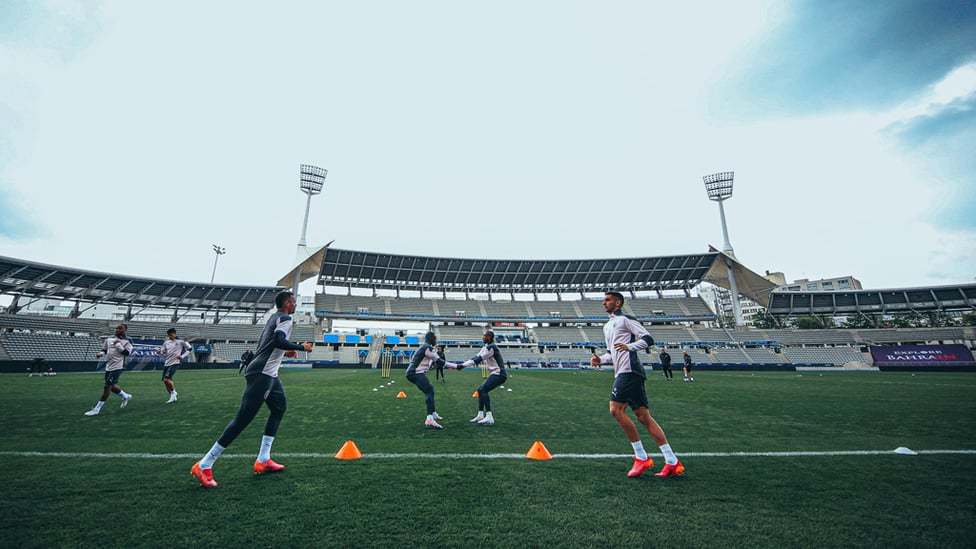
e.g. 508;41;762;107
257;435;274;462
485;411;494;420
427;414;435;422
660;443;677;465
170;390;177;396
200;442;226;469
631;440;648;460
93;401;105;411
475;411;484;418
118;390;130;399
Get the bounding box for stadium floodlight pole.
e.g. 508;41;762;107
210;244;226;284
703;171;743;327
703;172;735;256
294;164;328;296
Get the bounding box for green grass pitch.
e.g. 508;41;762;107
2;368;974;547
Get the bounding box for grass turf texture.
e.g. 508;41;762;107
2;369;974;547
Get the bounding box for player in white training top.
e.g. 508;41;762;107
592;291;685;478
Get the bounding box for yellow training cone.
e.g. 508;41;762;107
334;440;363;460
396;391;407;398
525;440;553;460
472;390;479;397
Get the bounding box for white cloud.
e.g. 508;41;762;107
887;61;976;123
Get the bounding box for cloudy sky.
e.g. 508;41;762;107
1;0;974;294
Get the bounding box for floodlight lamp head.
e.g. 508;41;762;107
703;171;734;201
300;164;328;195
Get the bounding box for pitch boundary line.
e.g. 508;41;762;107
2;449;974;460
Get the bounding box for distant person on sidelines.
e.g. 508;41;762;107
405;332;462;429
84;324;134;416
434;345;446;382
29;357;46;377
659;348;674;381
239;348;255;375
591;291;684;478
460;331;507;426
682;350;694;382
156;328;191;403
190;291;313;488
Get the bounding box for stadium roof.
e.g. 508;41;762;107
317;247;777;302
0;255;283;315
277;243;330;289
766;284;976;316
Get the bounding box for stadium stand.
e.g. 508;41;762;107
575;299;607;316
767;284;976;316
1;332;102;361
434;325;487;344
646;326;699;345
783;347;868;366
580;326;606;344
711;347;783;364
3;250;974;371
689;327;733;343
855;327;967;344
533;326;589;345
389;297;439;316
0;313;109;335
334;295;389;315
765;329;857;345
543;347;592;366
680;347;715;364
626;296;711;317
490;346;542;365
212;342;252;363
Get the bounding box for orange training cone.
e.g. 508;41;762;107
396;391;407;398
334;440;363;460
526;440;553;460
472;390;479;397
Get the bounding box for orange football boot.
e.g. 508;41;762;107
191;462;217;488
626;457;654;477
655;460;686;478
254;459;286;474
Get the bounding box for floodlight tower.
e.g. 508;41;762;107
703;171;736;256
702;171;743;327
210;244;226;284
294;164;328;296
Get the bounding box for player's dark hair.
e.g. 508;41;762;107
425;331;437;344
275;290;295;308
606;291;625;305
166;328;177;335
117;323;128;330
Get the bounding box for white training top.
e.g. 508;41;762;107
463;343;506;376
159;338;192;367
100;336;133;371
598;311;652;378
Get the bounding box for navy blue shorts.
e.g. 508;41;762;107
103;369;123;386
162;365;178;380
610;372;648;410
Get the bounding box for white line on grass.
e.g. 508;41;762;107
2;450;974;459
